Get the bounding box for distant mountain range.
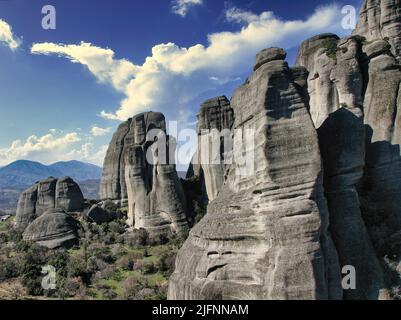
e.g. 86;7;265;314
0;160;102;187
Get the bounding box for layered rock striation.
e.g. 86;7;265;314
15;176;84;231
169;49;342;300
188;96;234;202
100;112;188;239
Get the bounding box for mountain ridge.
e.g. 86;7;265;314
0;160;102;187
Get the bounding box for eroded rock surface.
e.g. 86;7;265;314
191;96;234;202
354;0;401;57
22;208;79;249
101;112;188;239
169;49;342;300
15;176;84;230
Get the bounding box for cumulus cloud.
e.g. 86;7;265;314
64;142;108;166
0;132;80;166
31;42;138;91
31;4;347;122
0;19;21;50
171;0;203;17
91;125;112;137
225;6;260;24
0;131;108;166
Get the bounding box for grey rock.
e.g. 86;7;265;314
363;39;392;59
14;176;84;233
354;0;401;57
55;176;84;212
296;34;340;127
22;209;79;249
296;35;364;128
254;47;287;71
35;177;57;216
86;204;115;224
100;112;188;240
359;43;401;292
318;108;386;299
169;49;342;300
194;96;234;202
15;184;38;230
124;135;188;239
99;120;131;204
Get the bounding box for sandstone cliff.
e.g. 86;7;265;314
100;112;188;239
169;49;342;300
169;0;401;300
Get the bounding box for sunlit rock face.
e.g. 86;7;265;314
354;0;401;57
188;96;234;202
100;112;188;240
292;0;401;298
168;49;342;300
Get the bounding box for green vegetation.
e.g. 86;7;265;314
0;215;184;300
322;38;340;60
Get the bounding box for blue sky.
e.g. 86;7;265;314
0;0;362;168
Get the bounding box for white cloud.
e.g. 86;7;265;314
225;7;259;24
171;0;203;17
0;131;108;166
31;4;347;122
0;132;81;166
31;42;138;91
0;19;21;50
91;125;112;137
64;142;108;166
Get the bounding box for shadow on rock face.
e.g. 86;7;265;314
318;108;387;300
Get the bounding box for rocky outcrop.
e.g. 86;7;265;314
198;96;234;202
189;96;234;202
354;0;401;57
292;0;401;298
15;176;84;230
55;177;85;212
359;36;401;294
169;49;342;300
100;120;131;204
22;208;79;249
85;204;116;224
14;184;38;231
318;107;386;299
101;112;188;239
295;34;364;128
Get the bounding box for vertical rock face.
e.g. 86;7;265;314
168;49;342;300
318;107;386;299
15;184;38;231
296;34;364;128
193;96;234;202
295;1;401;297
100;120;131;203
55;177;85;212
15;176;84;231
354;0;401;57
36;177;57;217
359;38;401;293
101;112;188;239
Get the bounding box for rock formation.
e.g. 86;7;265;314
22;208;79;249
169;0;401;300
15;176;84;231
354;0;401;57
100;112;188;239
169;49;342;300
188;96;234;202
85;204;116;224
